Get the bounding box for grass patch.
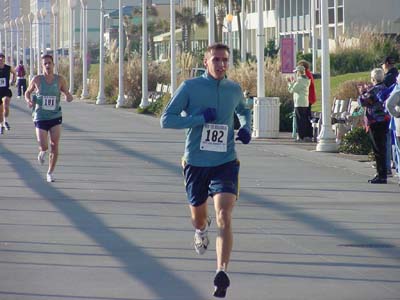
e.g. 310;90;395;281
313;71;369;112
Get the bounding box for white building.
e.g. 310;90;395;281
153;0;400;59
227;0;400;57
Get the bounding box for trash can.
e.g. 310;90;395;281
252;97;280;138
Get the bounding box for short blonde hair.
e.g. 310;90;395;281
370;68;384;83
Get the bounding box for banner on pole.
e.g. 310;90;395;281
280;37;295;74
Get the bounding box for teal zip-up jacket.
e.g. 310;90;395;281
160;72;251;167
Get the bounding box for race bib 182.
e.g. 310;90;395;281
200;123;228;152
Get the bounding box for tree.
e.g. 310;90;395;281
202;0;228;43
176;7;207;52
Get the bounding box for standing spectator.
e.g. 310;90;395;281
15;60;27;99
385;74;400;184
382;56;399;88
288;65;311;142
297;60;316;139
0;53;16;134
358;68;391;184
381;56;399;176
160;43;251;298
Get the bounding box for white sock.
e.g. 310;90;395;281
216;268;226;273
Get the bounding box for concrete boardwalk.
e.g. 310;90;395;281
0;94;399;300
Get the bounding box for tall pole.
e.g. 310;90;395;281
52;4;59;73
311;0;317;73
256;0;264;97
69;0;77;94
140;0;149;108
28;13;34;81
37;11;41;75
96;0;106;104
240;0;246;62
10;20;14;65
80;4;83;58
81;0;88;99
170;0;176;93
4;23;8;65
15;19;20;64
0;25;2;54
40;9;47;55
316;0;338;152
227;0;233;67
116;0;125;108
208;0;215;45
20;17;26;67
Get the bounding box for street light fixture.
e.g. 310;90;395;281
96;0;106;104
226;10;233;67
80;0;89;99
140;0;149;108
15;18;20;65
69;0;78;94
116;0;125;108
36;11;41;74
20;16;26;67
52;3;59;72
4;22;8;64
28;12;34;79
40;8;47;55
9;20;14;65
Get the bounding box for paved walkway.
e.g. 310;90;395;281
0;92;399;300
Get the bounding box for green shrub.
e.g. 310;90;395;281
137;94;170;116
330;49;375;76
339;127;372;155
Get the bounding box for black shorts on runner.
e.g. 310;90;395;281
34;117;63;131
0;88;12;103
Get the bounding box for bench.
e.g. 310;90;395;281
149;83;171;103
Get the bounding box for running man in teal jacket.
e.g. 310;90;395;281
161;43;251;298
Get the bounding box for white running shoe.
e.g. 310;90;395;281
193;216;211;255
46;173;55;182
38;151;46;165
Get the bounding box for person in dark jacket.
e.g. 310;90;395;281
382;56;399;88
358;68;391;184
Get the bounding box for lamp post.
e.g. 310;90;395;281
52;3;59;72
36;11;41;74
96;0;106;104
240;0;246;62
28;13;34;80
140;0;149;108
226;11;233;67
116;0;125;108
0;25;3;54
15;18;20;64
316;0;338;152
69;0;78;94
20;16;26;67
40;8;47;55
208;0;215;45
80;0;89;99
4;22;8;64
9;20;14;65
170;0;176;93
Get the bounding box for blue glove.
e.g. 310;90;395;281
203;108;217;122
236;127;251;144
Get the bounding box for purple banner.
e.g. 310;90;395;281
281;37;295;74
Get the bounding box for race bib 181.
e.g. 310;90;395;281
42;96;57;111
